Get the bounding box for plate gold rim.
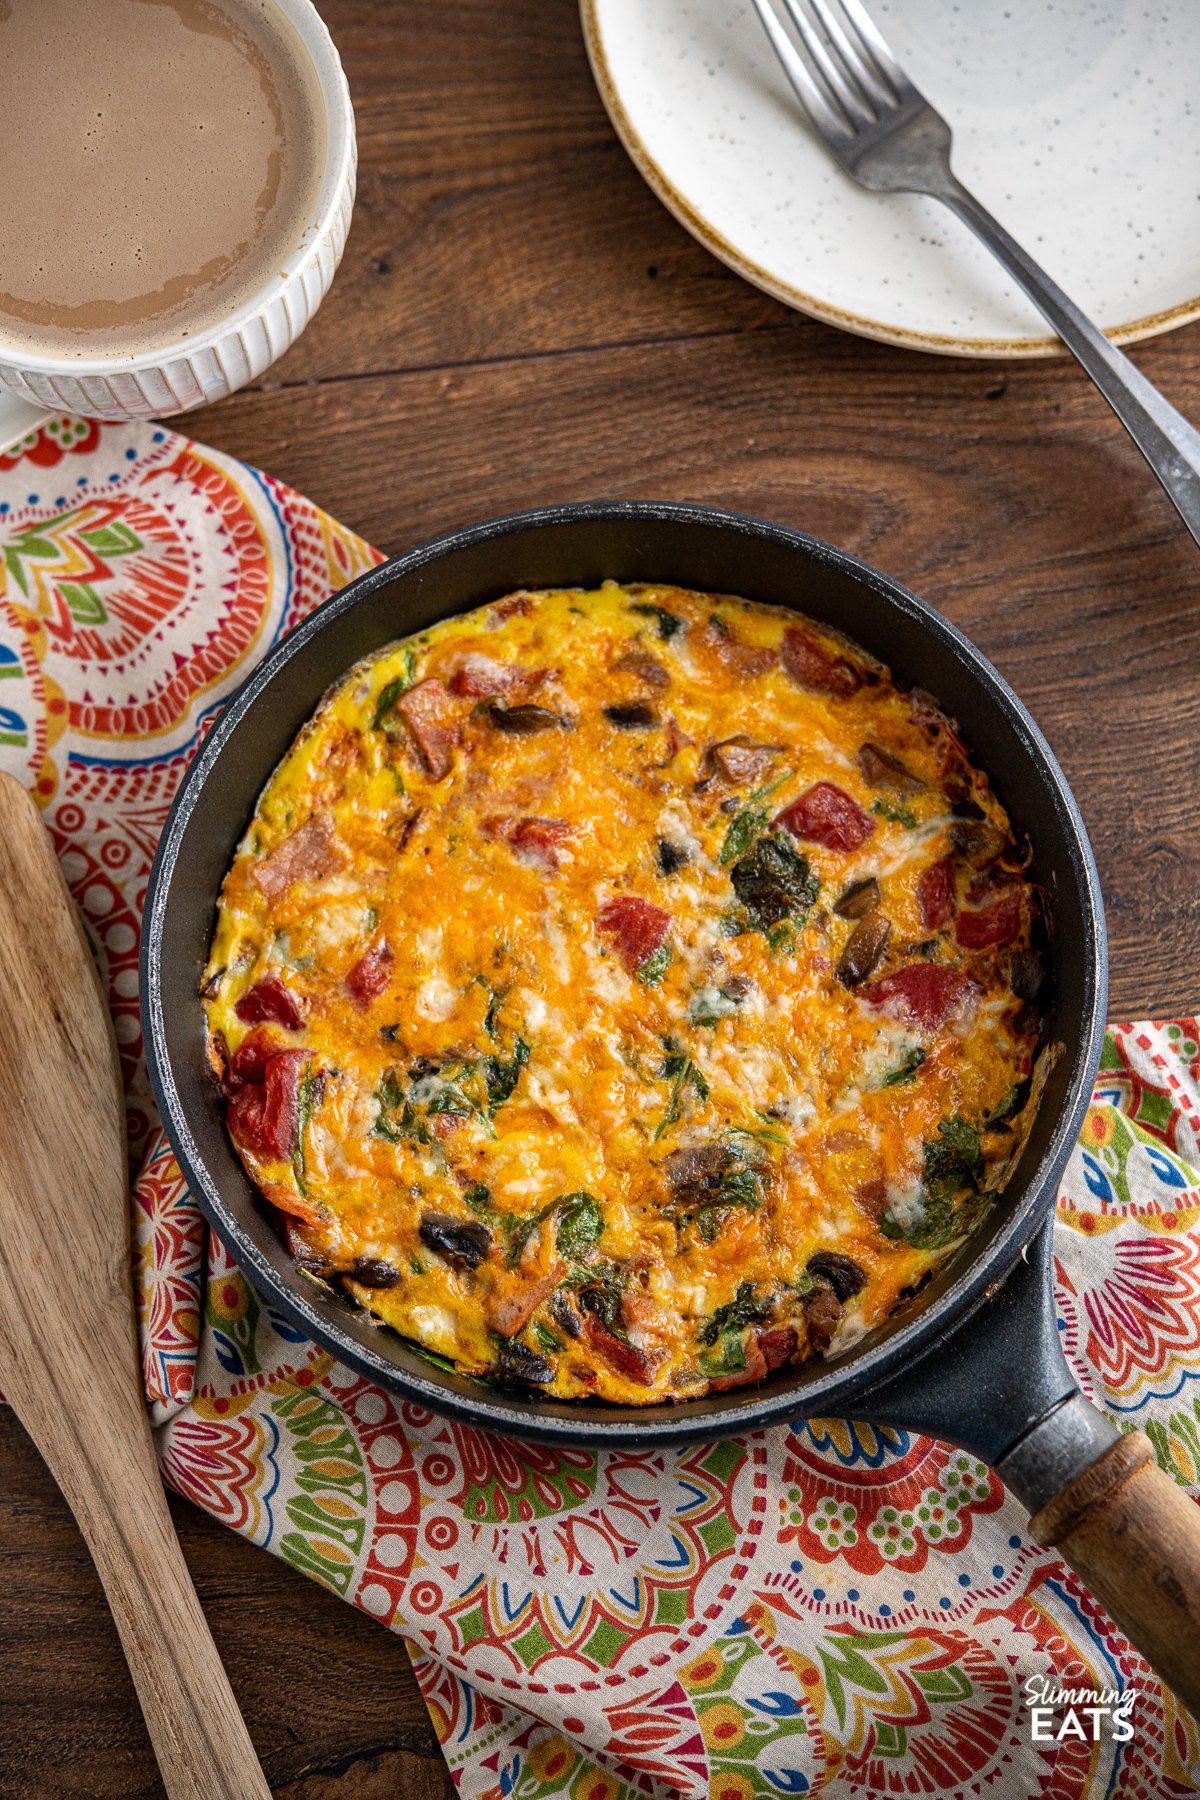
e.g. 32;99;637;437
580;0;1200;361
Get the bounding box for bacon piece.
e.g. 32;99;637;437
701;621;775;678
227;1048;307;1161
253;812;345;902
397;678;459;778
917;856;956;932
965;863;1020;905
346;940;393;1008
956;890;1022;949
596;895;670;973
862;963;977;1030
781;625;861;697
482;814;573;870
776;782;874;853
490;595;533;621
485;1264;566;1338
582;1313;661;1386
757;1325;798;1372
447;653;521;698
234;975;305;1031
612;649;670;690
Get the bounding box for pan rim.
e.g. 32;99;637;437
141;498;1108;1446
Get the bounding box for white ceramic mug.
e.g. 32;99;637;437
0;0;355;434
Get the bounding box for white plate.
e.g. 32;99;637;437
582;0;1200;358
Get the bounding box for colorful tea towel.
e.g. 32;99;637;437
1;413;1198;1800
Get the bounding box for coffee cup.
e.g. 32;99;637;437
0;0;355;430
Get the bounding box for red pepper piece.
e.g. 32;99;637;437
917;856;956;932
234;974;305;1031
955;890;1022;949
346;940;394;1008
228;1048;308;1160
596;895;670;973
862;963;977;1029
776;781;874;853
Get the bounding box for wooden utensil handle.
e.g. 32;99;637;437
16;1383;272;1800
1029;1432;1200;1714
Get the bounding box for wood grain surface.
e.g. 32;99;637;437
4;0;1200;1792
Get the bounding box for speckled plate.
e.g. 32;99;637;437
581;0;1200;358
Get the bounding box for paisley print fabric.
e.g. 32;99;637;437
1;417;1197;1799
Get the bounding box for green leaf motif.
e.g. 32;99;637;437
79;520;142;556
59;582;108;625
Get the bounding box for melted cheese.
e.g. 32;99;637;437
202;582;1044;1405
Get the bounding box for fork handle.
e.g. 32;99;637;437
939;177;1200;548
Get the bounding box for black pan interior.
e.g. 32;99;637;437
142;501;1108;1446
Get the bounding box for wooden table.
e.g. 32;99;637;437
5;1;1200;1792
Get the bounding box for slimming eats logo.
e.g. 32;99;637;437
1023;1675;1138;1743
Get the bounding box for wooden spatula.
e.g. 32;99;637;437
0;773;271;1800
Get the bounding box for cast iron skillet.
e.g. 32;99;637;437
143;502;1200;1703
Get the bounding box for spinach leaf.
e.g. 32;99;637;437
655;1052;710;1140
636;942;672;987
292;1062;320;1194
925;1115;983;1188
717;771;794;867
982;1080;1027;1127
372;649;419;729
881;1115;986;1249
483;1036;530;1111
630;602;681;641
698;1334;747;1378
555;1191;604;1259
729;833;819;931
533;1321;563;1354
882;1045;926;1087
872;798;917;828
506;1190;605;1266
698;1280;773;1345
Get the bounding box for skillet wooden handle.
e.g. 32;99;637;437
1028;1432;1200;1713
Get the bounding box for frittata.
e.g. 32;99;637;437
202;582;1046;1404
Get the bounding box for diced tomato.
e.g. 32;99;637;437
234;974;305;1030
447;653;520;698
781;625;861;697
397;678;459;779
757;1325;798;1372
955;889;1022;949
862;963;977;1029
227;1048;308;1161
776;781;874;852
345;940;393;1008
596;895;670;973
917;856;956;932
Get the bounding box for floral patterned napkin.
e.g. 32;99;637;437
2;414;1197;1800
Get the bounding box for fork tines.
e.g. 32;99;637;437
750;0;916;139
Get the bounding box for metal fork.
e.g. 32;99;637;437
750;0;1200;549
